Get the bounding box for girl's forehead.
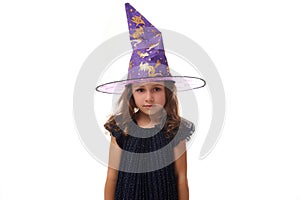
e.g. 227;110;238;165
132;81;165;88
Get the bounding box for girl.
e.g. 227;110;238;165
96;3;206;200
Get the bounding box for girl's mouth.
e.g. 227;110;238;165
143;105;153;108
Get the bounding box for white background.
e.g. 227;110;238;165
1;0;300;199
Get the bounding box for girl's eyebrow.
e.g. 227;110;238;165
132;85;145;89
132;83;164;89
132;83;164;88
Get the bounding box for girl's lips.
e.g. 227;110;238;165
143;105;153;108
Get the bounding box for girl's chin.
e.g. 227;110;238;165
139;108;163;116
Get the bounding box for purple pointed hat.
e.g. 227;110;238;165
96;3;206;94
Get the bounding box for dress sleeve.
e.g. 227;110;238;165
104;124;124;148
172;118;195;147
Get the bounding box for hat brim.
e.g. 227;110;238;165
95;76;206;94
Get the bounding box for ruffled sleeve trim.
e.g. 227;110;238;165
104;124;124;148
172;118;195;147
109;125;123;137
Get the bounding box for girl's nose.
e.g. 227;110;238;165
145;91;154;102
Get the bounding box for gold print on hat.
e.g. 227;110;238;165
131;27;144;39
155;60;161;68
139;62;152;71
137;51;149;58
139;62;162;77
131;39;142;47
151;29;159;35
129;60;134;69
147;42;159;51
154;33;162;38
131;15;145;26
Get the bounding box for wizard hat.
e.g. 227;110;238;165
96;3;206;94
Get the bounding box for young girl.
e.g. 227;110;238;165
96;3;206;200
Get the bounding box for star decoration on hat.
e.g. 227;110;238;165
131;15;145;26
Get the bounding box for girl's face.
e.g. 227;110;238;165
131;82;166;116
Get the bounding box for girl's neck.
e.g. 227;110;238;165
135;111;164;128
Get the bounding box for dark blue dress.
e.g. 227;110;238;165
107;118;195;200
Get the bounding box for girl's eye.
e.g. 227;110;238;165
153;87;162;92
136;88;144;92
